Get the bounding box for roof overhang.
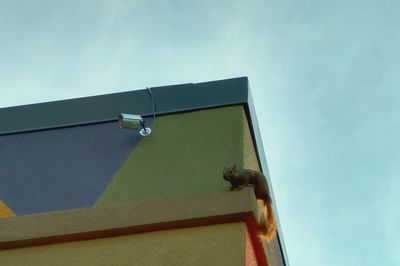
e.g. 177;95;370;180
0;77;249;135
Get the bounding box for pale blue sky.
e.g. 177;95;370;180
1;1;399;265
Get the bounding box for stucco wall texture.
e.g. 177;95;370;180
96;105;258;206
0;223;246;266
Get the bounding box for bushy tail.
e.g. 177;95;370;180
256;199;277;242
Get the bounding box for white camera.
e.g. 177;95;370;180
118;113;151;136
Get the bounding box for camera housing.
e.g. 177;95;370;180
118;113;151;136
118;114;144;129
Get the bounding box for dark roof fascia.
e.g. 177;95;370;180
244;86;290;266
0;77;249;136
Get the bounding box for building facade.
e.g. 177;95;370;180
0;77;287;265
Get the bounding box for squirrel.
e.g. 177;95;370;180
223;165;277;241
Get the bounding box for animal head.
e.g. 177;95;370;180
223;165;237;181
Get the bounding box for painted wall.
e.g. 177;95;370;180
0;105;272;265
0;122;141;215
0;201;14;218
0;104;258;215
0;105;258;215
96;105;258;206
0;223;246;266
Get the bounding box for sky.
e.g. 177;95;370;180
1;1;399;265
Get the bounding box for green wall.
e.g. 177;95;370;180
0;223;246;266
96;105;253;206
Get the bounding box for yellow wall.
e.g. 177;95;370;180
0;223;246;266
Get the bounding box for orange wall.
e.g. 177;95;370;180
0;201;15;218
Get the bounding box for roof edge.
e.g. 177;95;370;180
0;77;248;135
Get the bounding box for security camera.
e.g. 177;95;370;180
118;113;151;136
119;114;143;129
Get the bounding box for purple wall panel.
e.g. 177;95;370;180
0;121;145;215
